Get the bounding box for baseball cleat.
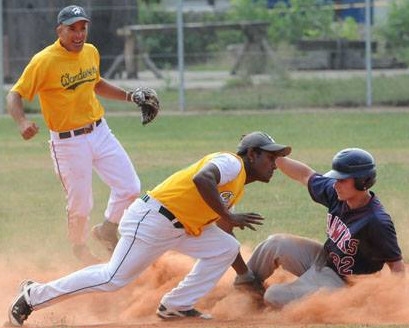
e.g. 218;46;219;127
156;303;212;320
8;281;35;326
91;221;119;253
18;280;36;293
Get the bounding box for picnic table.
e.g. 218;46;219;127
115;21;272;78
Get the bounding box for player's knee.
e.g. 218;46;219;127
267;233;289;244
104;274;130;291
106;280;127;290
118;176;141;200
128;175;141;196
265;233;295;256
250;234;287;260
225;235;240;259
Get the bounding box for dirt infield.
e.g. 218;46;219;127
2;247;409;328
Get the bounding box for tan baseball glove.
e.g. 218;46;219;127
131;87;160;125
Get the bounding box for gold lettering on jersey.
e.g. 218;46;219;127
61;66;97;90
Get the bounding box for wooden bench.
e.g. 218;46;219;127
115;21;272;78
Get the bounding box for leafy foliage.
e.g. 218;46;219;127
331;17;360;40
136;0;340;69
228;0;334;44
379;0;409;64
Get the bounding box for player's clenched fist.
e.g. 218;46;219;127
19;120;39;140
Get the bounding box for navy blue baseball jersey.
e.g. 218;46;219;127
308;174;402;277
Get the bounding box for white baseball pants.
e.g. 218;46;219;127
248;233;346;307
49;118;140;245
27;197;239;311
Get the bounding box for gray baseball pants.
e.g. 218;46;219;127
247;233;346;308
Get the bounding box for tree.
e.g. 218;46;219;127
229;0;334;44
380;0;409;63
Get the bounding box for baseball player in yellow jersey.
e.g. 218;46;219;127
8;132;291;326
7;5;159;265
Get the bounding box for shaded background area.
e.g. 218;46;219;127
4;0;137;81
5;0;409;112
3;0;408;82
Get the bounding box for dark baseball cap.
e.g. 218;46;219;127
237;131;291;156
57;5;90;25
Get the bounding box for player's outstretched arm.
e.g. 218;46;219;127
95;79;160;125
276;156;316;187
7;91;39;140
94;78;128;101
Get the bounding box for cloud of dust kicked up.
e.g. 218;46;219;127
1;247;408;326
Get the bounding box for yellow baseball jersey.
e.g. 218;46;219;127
149;152;247;236
12;39;104;132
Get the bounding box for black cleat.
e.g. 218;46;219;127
8;281;35;326
18;280;35;293
156;303;212;320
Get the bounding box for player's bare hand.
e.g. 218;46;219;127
228;212;264;231
19;120;39;140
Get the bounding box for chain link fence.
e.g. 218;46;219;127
4;0;409;110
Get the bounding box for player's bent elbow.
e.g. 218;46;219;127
128;183;141;198
129;175;141;195
120;175;141;198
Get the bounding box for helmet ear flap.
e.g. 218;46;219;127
354;177;366;191
354;175;376;191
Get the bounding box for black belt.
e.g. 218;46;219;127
59;119;102;139
141;194;184;229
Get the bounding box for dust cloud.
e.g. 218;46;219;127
1;246;409;327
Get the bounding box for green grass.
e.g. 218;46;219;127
20;75;409;113
1;110;408;262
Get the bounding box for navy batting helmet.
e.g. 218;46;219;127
324;148;376;191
